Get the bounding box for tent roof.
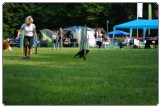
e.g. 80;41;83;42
39;29;53;38
64;26;94;32
63;26;83;31
107;30;129;36
39;29;52;42
114;19;158;29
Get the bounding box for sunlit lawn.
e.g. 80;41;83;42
3;47;158;105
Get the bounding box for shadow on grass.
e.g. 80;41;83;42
3;52;78;63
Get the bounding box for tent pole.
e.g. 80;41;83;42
78;29;81;50
34;34;37;54
137;29;138;38
77;30;80;50
129;28;133;39
22;30;24;55
143;28;147;45
136;17;138;38
148;4;152;35
148;29;150;35
112;27;116;44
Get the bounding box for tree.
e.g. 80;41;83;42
3;3;157;38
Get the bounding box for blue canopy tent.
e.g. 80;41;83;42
107;30;129;37
112;19;158;42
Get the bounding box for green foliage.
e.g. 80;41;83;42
3;23;9;38
3;3;158;38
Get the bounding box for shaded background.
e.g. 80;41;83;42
3;3;158;38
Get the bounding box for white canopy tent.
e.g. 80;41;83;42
63;26;96;47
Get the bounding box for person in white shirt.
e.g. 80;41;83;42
52;32;58;50
122;36;130;46
16;16;38;59
102;35;110;49
97;30;103;48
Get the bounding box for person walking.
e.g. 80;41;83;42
16;16;38;59
52;32;57;50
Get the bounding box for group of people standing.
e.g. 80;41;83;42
94;29;131;49
52;28;63;50
94;29;111;49
114;36;130;48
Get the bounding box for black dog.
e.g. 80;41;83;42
73;49;89;60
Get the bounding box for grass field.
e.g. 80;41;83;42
3;47;158;105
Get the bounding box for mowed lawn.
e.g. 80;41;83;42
3;47;158;105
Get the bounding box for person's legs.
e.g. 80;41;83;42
56;40;58;50
98;42;102;48
59;41;62;49
103;42;106;49
52;42;54;50
24;36;29;59
119;42;124;48
28;37;33;59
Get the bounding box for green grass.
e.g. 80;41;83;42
3;47;158;105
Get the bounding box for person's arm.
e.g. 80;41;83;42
108;37;110;42
16;28;23;40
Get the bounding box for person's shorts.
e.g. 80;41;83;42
24;36;33;48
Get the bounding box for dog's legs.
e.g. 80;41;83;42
73;51;80;58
